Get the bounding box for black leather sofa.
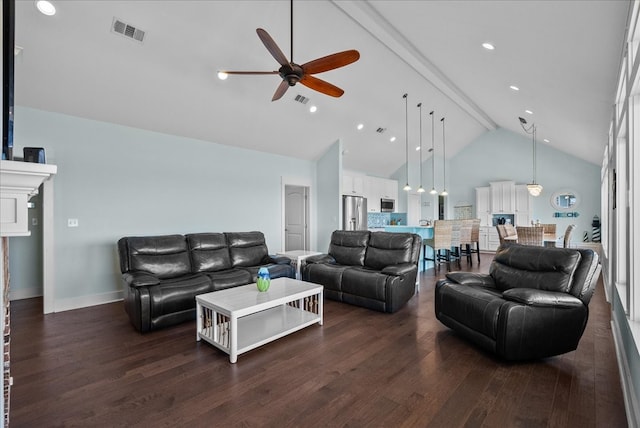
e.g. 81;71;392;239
435;244;601;360
117;231;294;332
301;230;421;313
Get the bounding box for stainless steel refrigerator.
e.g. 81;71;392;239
342;195;368;230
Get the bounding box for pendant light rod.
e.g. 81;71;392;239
290;0;294;63
417;103;425;193
430;111;437;194
403;94;411;191
519;116;543;196
440;117;448;196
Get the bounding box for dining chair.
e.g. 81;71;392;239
423;220;453;273
516;226;544;246
563;224;577;248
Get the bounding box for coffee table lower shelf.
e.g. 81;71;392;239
198;305;320;362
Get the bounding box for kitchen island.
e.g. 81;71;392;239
384;226;434;273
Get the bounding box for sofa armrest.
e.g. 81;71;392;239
304;254;336;265
502;288;584;308
123;271;160;287
268;255;292;265
381;263;416;276
445;272;496;287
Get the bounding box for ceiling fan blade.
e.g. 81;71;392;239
301;50;360;75
272;80;290;102
257;28;289;67
300;75;344;98
220;71;279;75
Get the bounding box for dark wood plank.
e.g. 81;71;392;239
8;253;627;427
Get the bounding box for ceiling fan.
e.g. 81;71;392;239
218;0;360;102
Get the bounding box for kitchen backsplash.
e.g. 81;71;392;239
368;212;407;227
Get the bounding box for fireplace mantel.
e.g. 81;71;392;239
1;160;57;237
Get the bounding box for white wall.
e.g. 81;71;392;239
11;106;316;310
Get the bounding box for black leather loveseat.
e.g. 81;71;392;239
301;230;421;313
117;231;294;332
435;244;601;360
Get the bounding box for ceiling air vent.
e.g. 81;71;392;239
294;94;310;105
111;18;146;43
376;127;387;134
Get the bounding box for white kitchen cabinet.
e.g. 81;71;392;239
365;177;398;212
475;187;492;226
343;174;365;196
479;226;490;251
487;227;500;251
490;181;515;214
514;184;532;226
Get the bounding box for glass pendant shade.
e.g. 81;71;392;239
527;183;543;197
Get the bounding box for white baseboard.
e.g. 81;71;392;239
9;287;42;301
611;318;640;428
53;290;123;313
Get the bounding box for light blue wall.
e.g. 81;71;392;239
315;140;342;253
399;128;600;238
449;128;600;240
11;107;316;307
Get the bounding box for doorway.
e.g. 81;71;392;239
284;185;310;251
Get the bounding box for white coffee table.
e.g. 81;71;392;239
276;250;322;279
196;277;323;363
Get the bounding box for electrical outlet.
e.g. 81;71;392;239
68;218;79;228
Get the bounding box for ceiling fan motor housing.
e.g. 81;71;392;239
280;63;304;86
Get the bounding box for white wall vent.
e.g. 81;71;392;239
294;94;310;104
111;18;146;43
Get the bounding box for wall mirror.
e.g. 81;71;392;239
551;190;579;210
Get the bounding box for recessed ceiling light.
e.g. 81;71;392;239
416;146;421;151
525;110;533;115
510;85;520;91
217;71;228;80
482;42;495;50
309;105;317;113
390;136;396;142
543;138;550;143
36;0;56;16
357;123;364;131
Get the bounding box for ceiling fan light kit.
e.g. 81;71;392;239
218;0;359;101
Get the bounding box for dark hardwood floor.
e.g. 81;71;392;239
10;254;627;427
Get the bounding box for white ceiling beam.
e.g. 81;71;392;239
331;0;497;131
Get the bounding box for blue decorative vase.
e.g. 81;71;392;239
256;267;271;292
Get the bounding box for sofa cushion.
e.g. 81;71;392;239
328;230;370;267
342;267;388;301
148;274;212;318
490;245;581;293
226;231;270;267
205;269;252;291
124;235;191;279
186;233;232;272
364;232;414;271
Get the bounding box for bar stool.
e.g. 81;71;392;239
516;226;544;246
563;224;576;248
449;220;462;268
468;219;481;263
458;219;474;264
423;220;453;273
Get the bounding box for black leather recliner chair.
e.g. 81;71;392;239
118;231;294;332
302;230;421;313
435;244;601;360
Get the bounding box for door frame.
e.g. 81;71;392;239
281;176;314;252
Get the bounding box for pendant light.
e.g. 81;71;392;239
429;111;437;194
403;93;411;191
417;103;425;193
440;117;448;196
519;117;543;196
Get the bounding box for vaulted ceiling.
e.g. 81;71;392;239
14;0;629;177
